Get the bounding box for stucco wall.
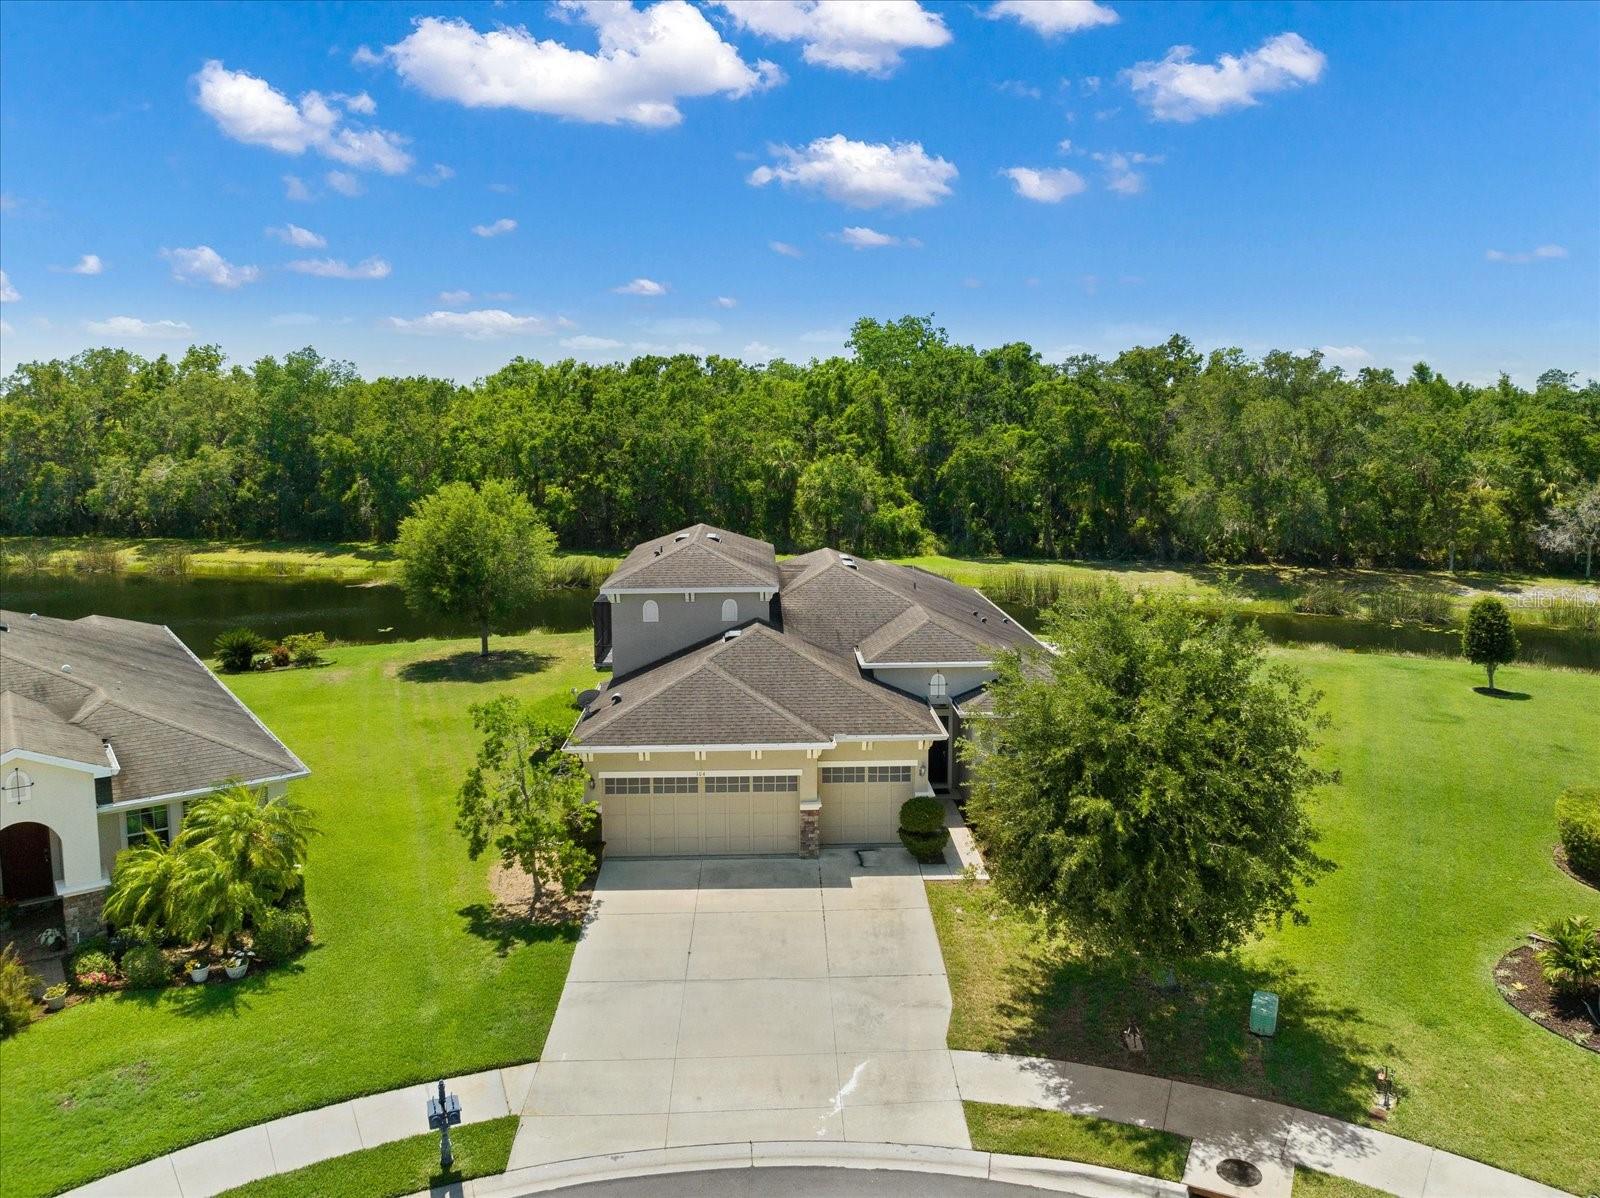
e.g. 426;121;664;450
867;664;996;704
607;592;772;676
0;758;106;893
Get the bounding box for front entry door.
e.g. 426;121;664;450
0;823;55;900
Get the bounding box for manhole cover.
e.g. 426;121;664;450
1217;1158;1264;1188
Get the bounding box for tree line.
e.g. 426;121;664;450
3;315;1597;571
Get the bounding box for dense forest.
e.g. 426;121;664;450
3;316;1597;571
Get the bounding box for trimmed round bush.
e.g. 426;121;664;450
69;949;118;991
1557;785;1600;885
251;905;311;965
898;796;949;864
121;944;171;990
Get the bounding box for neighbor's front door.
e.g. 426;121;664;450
0;822;55;901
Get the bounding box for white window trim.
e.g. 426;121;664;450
721;598;739;622
641;599;660;623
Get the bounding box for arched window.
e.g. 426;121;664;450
928;672;948;702
721;598;739;622
642;599;660;624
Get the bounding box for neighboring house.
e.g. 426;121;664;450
570;524;1043;858
0;610;309;938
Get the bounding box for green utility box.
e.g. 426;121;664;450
1249;990;1279;1037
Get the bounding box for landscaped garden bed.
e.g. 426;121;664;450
1493;943;1598;1054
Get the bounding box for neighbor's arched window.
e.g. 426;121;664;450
721;598;738;622
642;600;660;623
929;672;948;702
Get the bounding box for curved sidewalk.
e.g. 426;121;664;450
951;1051;1573;1198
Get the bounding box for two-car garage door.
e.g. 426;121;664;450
602;774;799;856
818;764;914;844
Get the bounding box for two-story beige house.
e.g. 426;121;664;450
0;611;308;938
571;525;1042;857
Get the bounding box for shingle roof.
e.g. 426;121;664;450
0;690;108;768
777;550;1042;663
0;610;308;803
570;622;944;750
600;524;779;592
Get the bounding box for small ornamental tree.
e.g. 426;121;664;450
963;583;1332;966
1462;595;1518;691
456;697;596;911
396;480;555;658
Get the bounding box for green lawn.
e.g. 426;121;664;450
217;1116;518;1198
963;1102;1189;1181
0;631;598;1198
1292;1169;1394;1198
933;649;1600;1196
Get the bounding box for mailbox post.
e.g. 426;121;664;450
426;1080;462;1173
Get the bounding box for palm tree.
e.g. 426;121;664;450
103;834;185;934
176;782;317;907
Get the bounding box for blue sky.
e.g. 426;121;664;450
2;0;1596;384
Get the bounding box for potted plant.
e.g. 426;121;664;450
43;983;68;1012
188;958;210;984
223;951;250;980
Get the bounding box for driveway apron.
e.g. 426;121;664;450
509;847;969;1167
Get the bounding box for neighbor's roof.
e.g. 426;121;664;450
778;550;1043;664
0;610;308;803
569;622;945;750
599;524;779;592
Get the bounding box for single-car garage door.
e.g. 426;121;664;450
818;764;914;844
602;774;800;856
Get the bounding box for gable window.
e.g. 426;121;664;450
642;599;660;623
929;672;948;702
125;805;170;847
721;598;738;622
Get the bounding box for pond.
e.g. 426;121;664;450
5;570;1597;672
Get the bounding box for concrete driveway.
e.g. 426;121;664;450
508;847;968;1168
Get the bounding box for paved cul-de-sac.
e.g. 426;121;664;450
508;847;968;1167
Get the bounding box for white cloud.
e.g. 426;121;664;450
770;240;804;258
472;217;518;238
417;163;455;186
337;91;377;115
1485;244;1568;264
162;245;260;289
1318;345;1371;367
1092;150;1163;195
194;60;413;172
835;225;919;250
325;170;363;197
287;256;392;280
385;5;781;129
0;270;18;302
1002;166;1087;202
1126;32;1326;122
714;1;949;76
749;134;956;209
352;44;385;68
438;289;473;304
53;254;105;275
266;223;327;248
715;295;738;308
283;174;313;202
85;316;193;339
988;1;1118;36
488;182;516;194
996;80;1042;100
613;277;668;296
562;334;626;350
742;341;776;360
387;308;555;339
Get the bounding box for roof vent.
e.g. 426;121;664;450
30;612;40;619
654;546;663;556
972;610;980;618
61;663;72;673
840;555;857;569
674;533;689;542
609;693;623;706
706;532;721;542
722;628;742;641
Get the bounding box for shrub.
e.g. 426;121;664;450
1363;588;1454;626
269;642;292;668
1462;596;1518;690
1556;786;1600;885
214;627;270;672
899;796;949;864
149;545;192;576
70;948;118;990
1535;915;1600;996
1293;583;1358;616
121;944;171;990
74;542;124;574
0;947;36;1038
283;631;329;666
251;905;312;965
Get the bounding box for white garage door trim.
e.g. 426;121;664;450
601;772;800;857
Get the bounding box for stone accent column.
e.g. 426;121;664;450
799;799;821;859
61;887;107;943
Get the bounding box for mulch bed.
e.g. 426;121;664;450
1493;944;1598;1054
1552;844;1599;892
